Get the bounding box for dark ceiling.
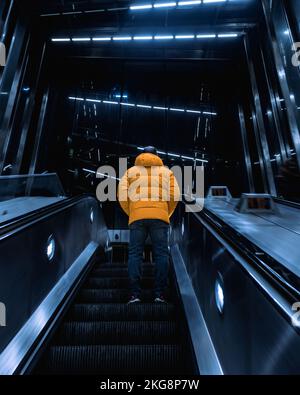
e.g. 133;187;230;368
37;0;260;64
37;0;259;37
30;0;259;196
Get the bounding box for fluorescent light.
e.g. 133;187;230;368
154;35;174;40
107;7;128;11
120;102;135;106
175;35;195;39
41;13;61;17
170;108;185;112
103;100;118;104
133;36;153;40
113;36;132;41
203;111;217;115
137;147;208;163
72;37;91;41
97;172;120;180
83;168;96;174
137;104;152;108
203;0;226;3
51;38;70;42
153;106;168;110
92;37;111;41
153;2;177;8
197;34;216;39
218;33;238;38
130;4;153;9
178;0;201;5
85;9;105;13
186;110;201;114
62;11;82;15
68;95;217;118
86;99;101;103
181;155;194;160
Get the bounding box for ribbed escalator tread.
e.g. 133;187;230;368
86;277;155;289
34;252;194;374
68;303;176;321
96;262;154;269
43;344;188;374
92;267;154;277
77;289;169;303
55;321;178;345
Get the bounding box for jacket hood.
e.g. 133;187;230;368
135;153;164;167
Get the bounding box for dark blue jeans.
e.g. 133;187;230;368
128;219;170;298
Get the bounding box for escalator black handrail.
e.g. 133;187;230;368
0;193;96;239
274;196;300;210
190;207;300;316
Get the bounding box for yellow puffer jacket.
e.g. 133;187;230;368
118;153;180;225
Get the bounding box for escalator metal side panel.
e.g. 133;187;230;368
0;241;98;375
171;244;223;375
172;202;300;374
0;194;109;373
196;209;295;320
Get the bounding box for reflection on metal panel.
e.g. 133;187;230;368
171;202;300;374
205;198;300;277
0;195;107;357
0;242;98;375
171;244;223;375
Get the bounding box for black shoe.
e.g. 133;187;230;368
128;295;141;304
154;295;167;303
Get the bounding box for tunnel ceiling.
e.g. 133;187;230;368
31;0;260;194
37;0;259;25
39;1;259;63
37;0;259;44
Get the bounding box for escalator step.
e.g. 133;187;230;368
77;289;169;303
86;277;155;289
92;267;154;277
42;344;187;374
96;262;155;269
55;321;178;345
68;303;176;321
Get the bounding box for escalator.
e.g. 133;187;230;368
34;245;195;375
4;192;299;375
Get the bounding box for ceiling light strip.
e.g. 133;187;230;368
68;96;217;116
52;32;240;43
42;0;235;17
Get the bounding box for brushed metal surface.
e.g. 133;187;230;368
171;244;223;375
205;198;300;276
171;202;300;374
0;242;98;375
0;195;108;356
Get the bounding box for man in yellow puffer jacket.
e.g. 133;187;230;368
118;146;180;303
